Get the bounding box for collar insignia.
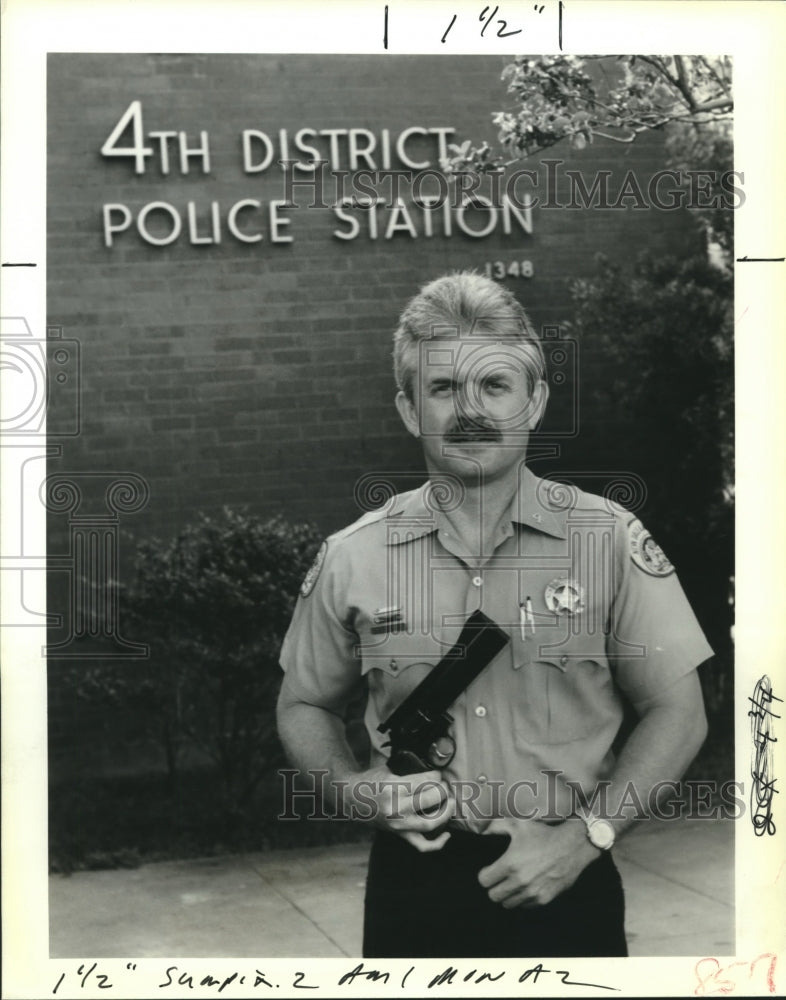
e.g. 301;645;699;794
371;606;407;634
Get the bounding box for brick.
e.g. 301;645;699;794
150;416;194;431
47;51;698;598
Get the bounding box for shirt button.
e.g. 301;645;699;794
390;659;398;673
478;774;488;784
472;575;483;587
560;655;568;667
474;705;487;718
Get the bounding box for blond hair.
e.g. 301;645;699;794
392;271;546;400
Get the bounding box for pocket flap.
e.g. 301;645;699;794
357;629;448;676
533;634;607;673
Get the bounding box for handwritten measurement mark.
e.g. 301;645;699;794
559;0;564;49
49;960;622;994
53;963;113;993
479;4;522;37
442;4;535;43
2;262;37;267
479;5;497;36
749;675;781;836
383;5;388;49
442;13;457;42
736;256;785;262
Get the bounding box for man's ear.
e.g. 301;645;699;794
528;379;550;430
395;390;420;439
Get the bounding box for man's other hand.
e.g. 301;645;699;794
346;765;453;852
478;816;598;907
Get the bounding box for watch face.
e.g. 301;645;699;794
588;818;615;850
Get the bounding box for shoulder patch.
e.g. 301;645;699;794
627;518;675;577
300;540;328;597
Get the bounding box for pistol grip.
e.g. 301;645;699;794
387;750;431;776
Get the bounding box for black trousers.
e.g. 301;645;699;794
363;829;627;958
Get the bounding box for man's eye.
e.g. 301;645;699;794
430;382;453;396
484;378;509;394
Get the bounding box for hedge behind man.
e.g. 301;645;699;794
277;271;712;958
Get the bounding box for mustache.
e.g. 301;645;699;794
443;421;503;444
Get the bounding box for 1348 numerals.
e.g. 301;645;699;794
484;260;534;280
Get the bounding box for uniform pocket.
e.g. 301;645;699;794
357;629;446;676
532;636;615;744
357;629;448;726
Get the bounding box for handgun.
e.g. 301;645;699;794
377;609;509;776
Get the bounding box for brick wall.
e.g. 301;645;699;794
47;53;698;541
45;54;702;760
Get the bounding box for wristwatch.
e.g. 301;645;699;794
579;813;616;851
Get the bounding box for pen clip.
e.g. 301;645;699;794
520;598;536;640
525;597;535;637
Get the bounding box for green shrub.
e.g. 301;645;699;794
566;251;733;717
98;509;322;813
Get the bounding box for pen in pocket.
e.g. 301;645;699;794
519;596;535;639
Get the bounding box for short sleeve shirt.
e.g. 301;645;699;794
279;469;713;830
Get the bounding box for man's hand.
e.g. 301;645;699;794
478;816;598;908
346;765;454;853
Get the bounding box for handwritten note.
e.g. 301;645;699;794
384;2;564;51
50;959;622;996
694;954;778;996
748;675;781;836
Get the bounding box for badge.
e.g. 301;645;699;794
544;577;586;616
627;518;674;577
300;541;327;597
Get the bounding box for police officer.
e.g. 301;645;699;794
277;272;712;958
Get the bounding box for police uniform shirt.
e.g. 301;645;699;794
279;469;713;830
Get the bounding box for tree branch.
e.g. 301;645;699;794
637;55;682;91
692;96;734;114
592;129;639;144
697;56;733;100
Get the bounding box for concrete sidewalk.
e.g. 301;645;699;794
50;818;734;958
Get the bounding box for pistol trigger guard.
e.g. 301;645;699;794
427;734;456;767
387;749;431;776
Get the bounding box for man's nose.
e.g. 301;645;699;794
455;383;487;422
